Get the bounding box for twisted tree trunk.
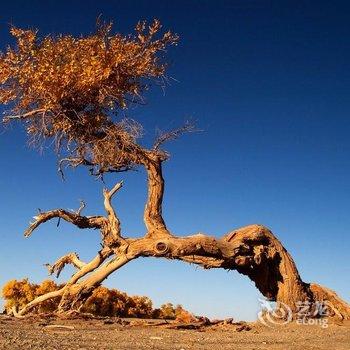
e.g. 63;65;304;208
143;158;169;237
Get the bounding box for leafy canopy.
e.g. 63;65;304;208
0;20;178;175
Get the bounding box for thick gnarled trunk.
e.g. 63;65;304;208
10;161;350;320
13;223;350;319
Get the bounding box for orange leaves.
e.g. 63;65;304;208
9;27;37;54
0;19;178;174
2;279;48;312
0;19;177;112
175;306;197;323
159;302;176;319
81;286;154;318
2;279;191;319
2;279;63;313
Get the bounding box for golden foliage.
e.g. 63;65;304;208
159;302;176;319
2;279;37;311
81;286;154;317
0;20;178;174
175;306;198;323
35;279;62;313
1;279;190;318
1;279;60;313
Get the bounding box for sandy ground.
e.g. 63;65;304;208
0;316;349;350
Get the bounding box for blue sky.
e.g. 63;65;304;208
0;0;349;320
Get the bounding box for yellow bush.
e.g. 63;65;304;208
127;295;153;318
175;305;197;323
35;280;60;313
82;287;120;316
2;279;191;319
159;303;176;319
2;279;37;312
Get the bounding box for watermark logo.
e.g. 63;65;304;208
257;298;332;328
257;299;292;327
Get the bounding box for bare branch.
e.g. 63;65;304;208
45;252;86;278
153;121;196;151
24;209;106;237
58;157;95;180
106;181;124;198
81;252;131;288
2;109;47;123
103;181;123;237
58;156;134;179
67;247;112;285
76;200;86;215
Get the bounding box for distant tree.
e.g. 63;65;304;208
157;303;196;321
127;295;153;318
174;304;185;318
159;303;176;319
174;305;197;323
1;19;349;319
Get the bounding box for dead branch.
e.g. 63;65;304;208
58;157;95;179
2;108;47;123
75;200;86;216
14;247;114;317
66;247;113;286
78;252;132;289
14;289;64;318
103;181;123;237
45;252;86;278
24;209;107;237
153;121;196;151
43;325;75;330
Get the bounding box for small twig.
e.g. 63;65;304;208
153;121;197;150
76;200;86;215
2;108;47;123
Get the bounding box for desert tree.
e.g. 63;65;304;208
1;20;349;319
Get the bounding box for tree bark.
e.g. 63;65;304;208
120;224;350;318
143;159;169;237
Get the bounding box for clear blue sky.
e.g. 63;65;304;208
0;0;349;321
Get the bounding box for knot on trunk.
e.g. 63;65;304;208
155;240;169;254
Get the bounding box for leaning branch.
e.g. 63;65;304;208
58;157;95;179
14;289;64;318
14;247;114;317
24;209;106;237
67;247;113;286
